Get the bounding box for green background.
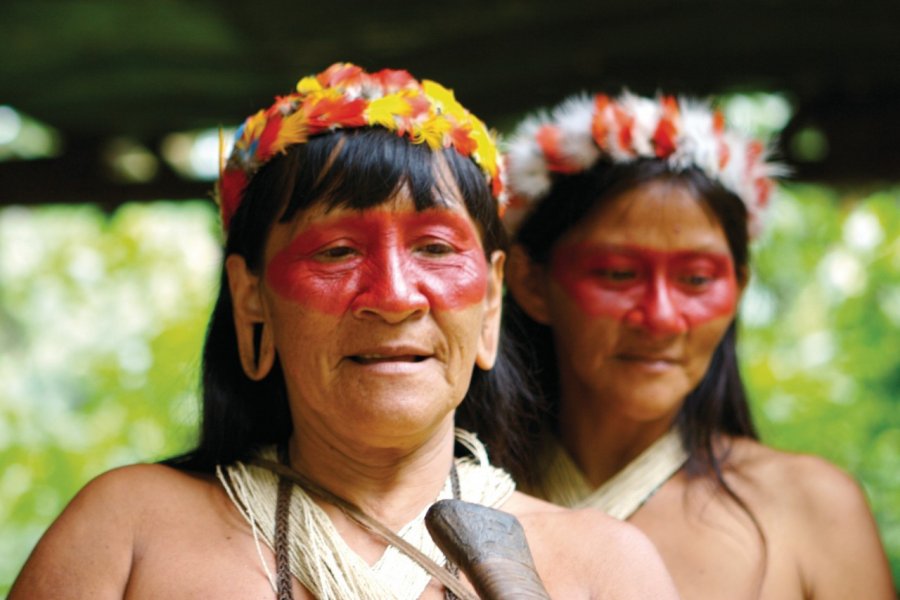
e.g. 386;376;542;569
1;184;898;593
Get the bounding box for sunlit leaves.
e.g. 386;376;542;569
0;202;220;590
741;184;900;582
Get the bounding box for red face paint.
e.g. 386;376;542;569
266;209;488;314
551;243;738;334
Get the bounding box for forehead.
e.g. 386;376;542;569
564;179;730;252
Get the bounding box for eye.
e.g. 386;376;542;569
678;273;714;288
313;245;359;262
417;241;456;257
594;268;637;282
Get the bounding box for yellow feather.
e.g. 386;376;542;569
272;110;309;155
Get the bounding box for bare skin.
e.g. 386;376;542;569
9;425;678;599
508;179;894;599
625;437;895;600
11;186;679;599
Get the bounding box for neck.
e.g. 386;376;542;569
287;415;457;530
557;389;675;488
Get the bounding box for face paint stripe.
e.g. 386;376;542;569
551;242;738;330
266;209;488;315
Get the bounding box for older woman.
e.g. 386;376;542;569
10;65;678;599
502;92;894;599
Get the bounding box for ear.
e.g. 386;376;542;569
475;250;506;371
504;244;552;325
225;254;275;381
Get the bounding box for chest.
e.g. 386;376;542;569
629;475;805;600
123;492;473;600
123;501;281;599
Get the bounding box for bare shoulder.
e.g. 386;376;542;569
503;492;679;599
726;438;894;598
9;463;217;599
727;438;872;519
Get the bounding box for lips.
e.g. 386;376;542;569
619;354;680;364
616;352;682;365
350;354;429;365
347;345;433;365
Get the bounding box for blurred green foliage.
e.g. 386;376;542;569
742;183;900;584
0;202;221;592
1;186;898;592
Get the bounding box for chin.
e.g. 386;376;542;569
344;391;455;428
606;382;687;420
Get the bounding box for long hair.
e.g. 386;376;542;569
168;128;540;474
503;158;759;485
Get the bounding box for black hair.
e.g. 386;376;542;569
504;157;760;491
167;128;540;475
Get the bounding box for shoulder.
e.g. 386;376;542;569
45;462;199;538
83;461;205;499
504;492;679;599
9;463;217;599
724;439;894;598
65;463;218;531
726;438;871;517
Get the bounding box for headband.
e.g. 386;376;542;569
216;62;505;230
503;92;784;237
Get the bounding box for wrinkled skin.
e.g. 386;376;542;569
426;499;551;600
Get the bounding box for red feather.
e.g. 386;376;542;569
718;141;731;169
255;113;282;162
591;95;611;149
713;110;726;135
370;68;416;92
318;63;364;88
492;174;504;202
536;125;579;173
218;169;248;230
653;118;678;158
449;123;477;155
756;178;772;207
613;106;634;152
304;96;367;132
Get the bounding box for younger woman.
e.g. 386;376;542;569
502;92;894;599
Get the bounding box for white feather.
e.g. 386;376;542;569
552;95;600;169
505;117;552;200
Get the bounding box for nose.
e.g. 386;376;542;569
623;273;689;335
351;249;429;323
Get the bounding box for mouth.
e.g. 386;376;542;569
349;353;430;365
616;353;681;366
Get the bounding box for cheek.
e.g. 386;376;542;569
672;280;739;326
547;288;618;357
266;251;359;313
685;317;733;374
551;265;638;320
412;252;489;310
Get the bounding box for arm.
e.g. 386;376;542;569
9;466;141;599
793;458;894;599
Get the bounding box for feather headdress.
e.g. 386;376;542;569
216;63;505;230
503;92;784;237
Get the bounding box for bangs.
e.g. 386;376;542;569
280;128;458;222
